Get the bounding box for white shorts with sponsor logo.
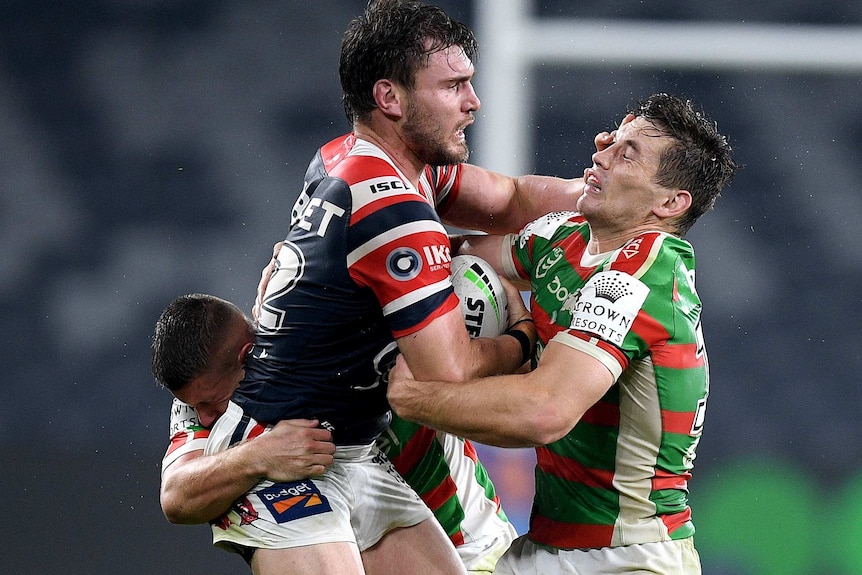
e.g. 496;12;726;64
494;535;701;575
206;402;433;555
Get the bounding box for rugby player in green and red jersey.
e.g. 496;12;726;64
388;93;738;575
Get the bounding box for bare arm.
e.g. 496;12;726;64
160;419;335;524
396;276;535;382
440;128;622;234
387;340;614;448
442;167;583;234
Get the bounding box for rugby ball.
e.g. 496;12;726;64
451;254;509;338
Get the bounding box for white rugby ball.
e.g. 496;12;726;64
451;254;509;338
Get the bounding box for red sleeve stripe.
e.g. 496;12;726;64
247;423;267;440
319;134;356;171
331;154;399;187
660;507;692;535
651;342;704;369
166;429;209;455
561;329;630;373
632;309;671;345
530;514;615;549
651;468;691;491
347;220;444;267
536;446;614;490
661;409;698;436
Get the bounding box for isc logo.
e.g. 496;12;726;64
369;180;406;193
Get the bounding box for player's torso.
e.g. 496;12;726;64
517;212;707;547
235;135;455;445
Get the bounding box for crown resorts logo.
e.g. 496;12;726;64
592;271;634;302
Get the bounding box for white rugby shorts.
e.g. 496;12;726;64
206;402;434;555
494;535;702;575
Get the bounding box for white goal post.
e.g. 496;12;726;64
473;0;862;175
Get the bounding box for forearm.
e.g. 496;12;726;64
160;445;263;524
467;329;532;379
444;165;582;234
511;174;583;226
390;371;552;448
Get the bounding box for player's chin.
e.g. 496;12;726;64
451;140;470;163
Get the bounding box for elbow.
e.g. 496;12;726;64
522;397;579;446
160;490;197;525
161;503;184;525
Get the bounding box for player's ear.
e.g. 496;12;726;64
373;79;403;118
239;341;254;365
654;188;691;219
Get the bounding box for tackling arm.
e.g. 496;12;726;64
160;419;335;524
387;340;615;448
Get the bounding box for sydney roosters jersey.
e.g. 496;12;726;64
233;134;461;445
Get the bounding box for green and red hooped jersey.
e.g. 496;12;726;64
377;415;516;548
501;211;708;550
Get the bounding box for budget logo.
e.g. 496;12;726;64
258;481;332;523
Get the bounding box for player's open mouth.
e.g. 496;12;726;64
584;169;602;192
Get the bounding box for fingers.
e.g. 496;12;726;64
594;130;614;151
499;277;530;324
389;353;414;383
593;114;635;151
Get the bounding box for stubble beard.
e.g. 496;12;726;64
403;104;470;166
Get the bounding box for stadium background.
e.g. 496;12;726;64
2;1;860;573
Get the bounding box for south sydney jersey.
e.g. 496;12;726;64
502;211;709;550
233;134;462;445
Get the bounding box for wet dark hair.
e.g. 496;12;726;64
631;93;738;236
151;293;246;392
340;0;478;124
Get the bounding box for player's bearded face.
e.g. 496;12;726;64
402;94;470;166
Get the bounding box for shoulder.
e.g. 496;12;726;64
518;211;582;242
607;232;693;281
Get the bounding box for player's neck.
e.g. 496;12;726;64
353;123;424;187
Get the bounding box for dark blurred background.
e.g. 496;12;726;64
2;1;861;574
